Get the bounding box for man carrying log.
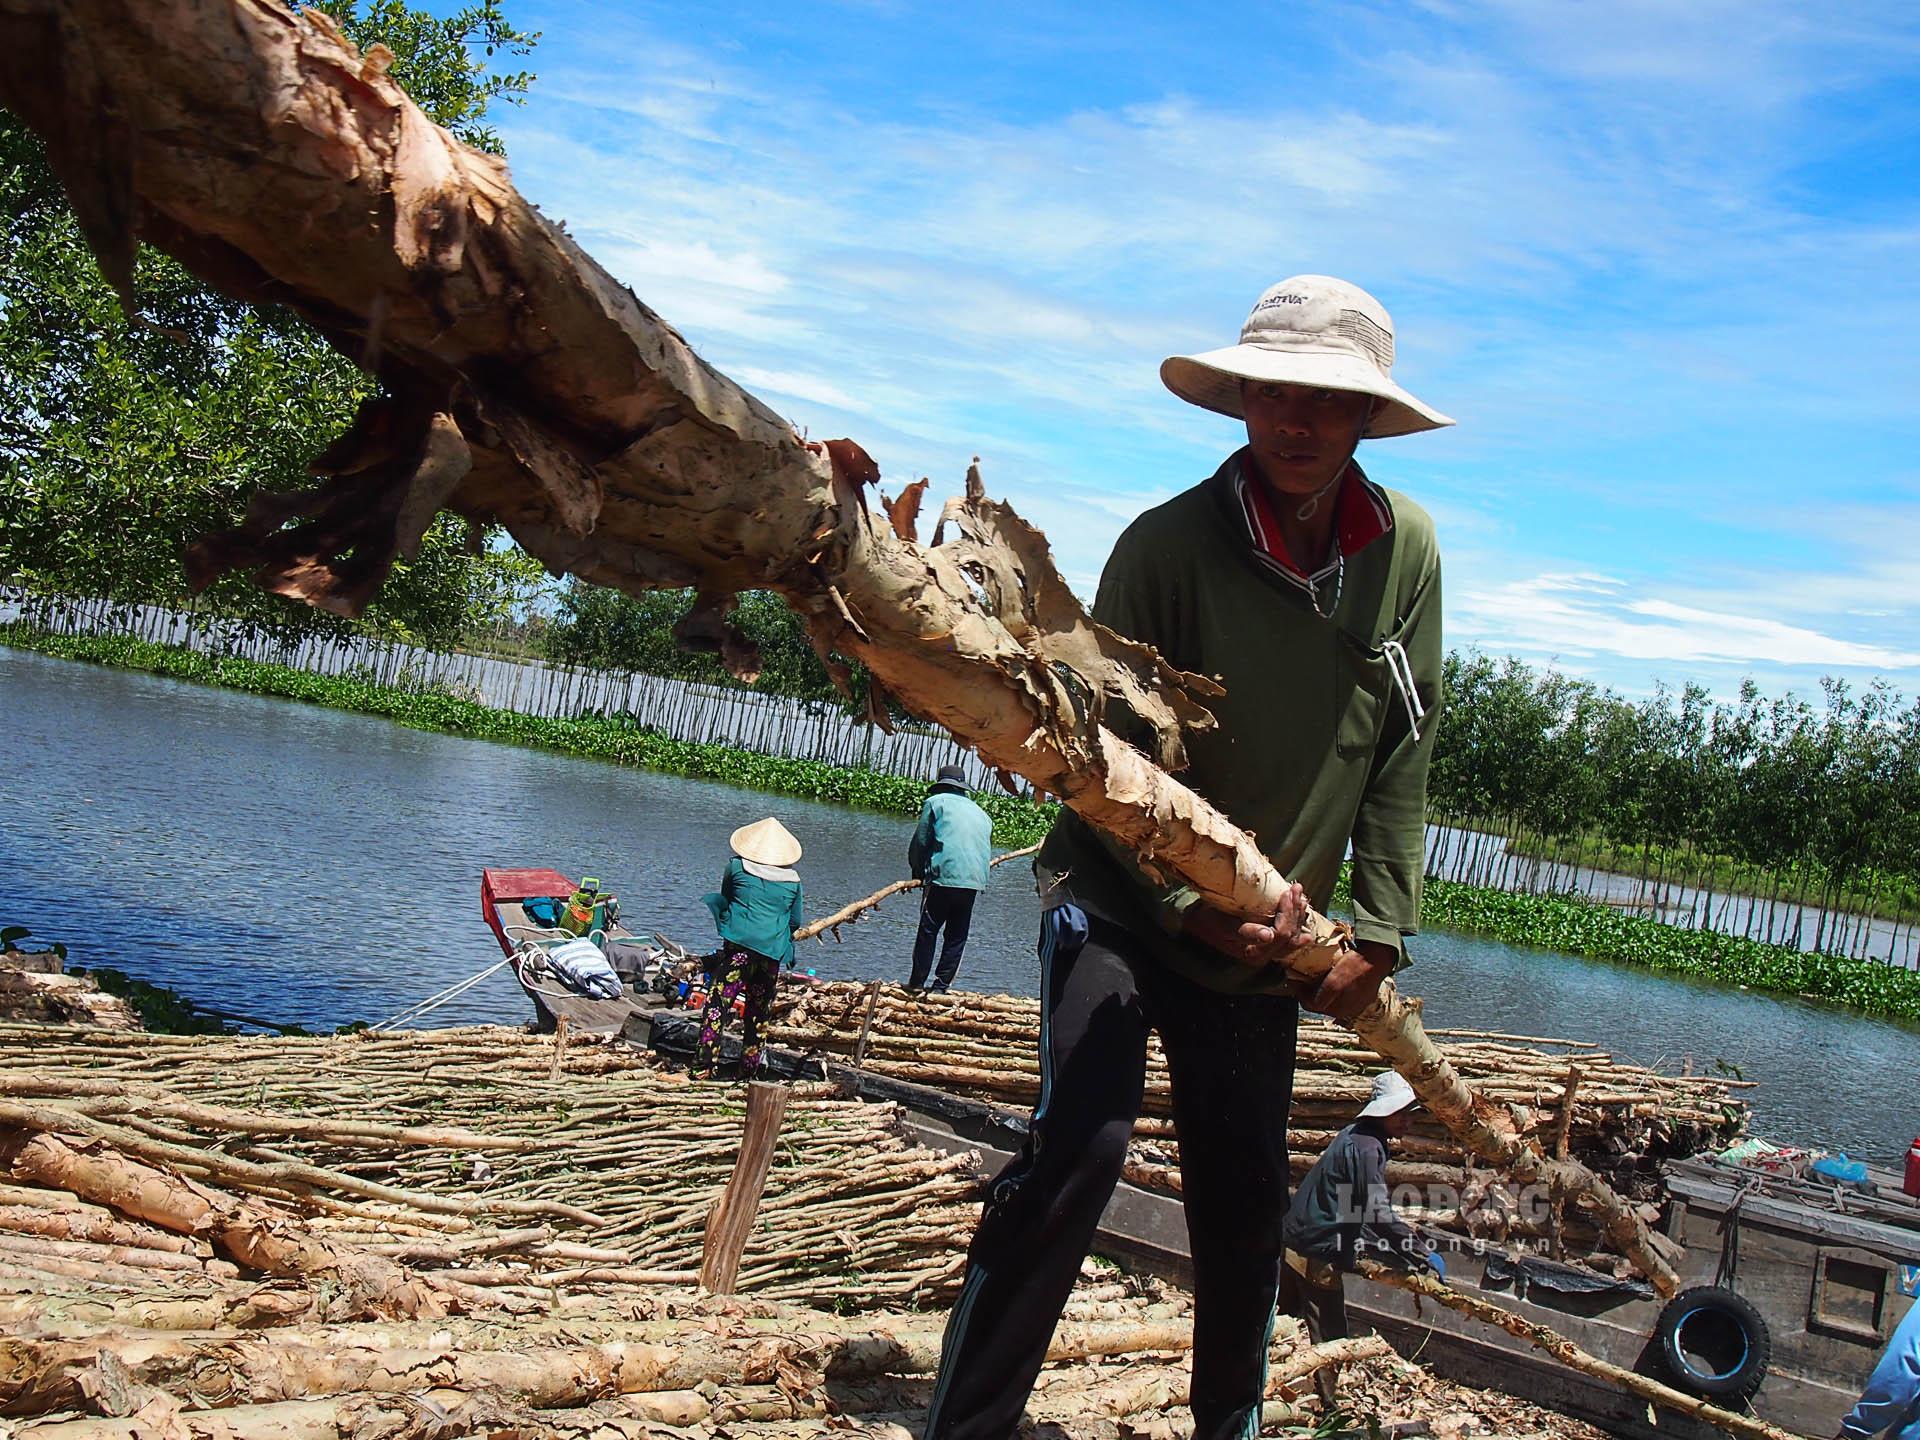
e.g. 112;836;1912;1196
924;275;1451;1440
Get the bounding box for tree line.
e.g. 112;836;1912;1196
1429;653;1919;954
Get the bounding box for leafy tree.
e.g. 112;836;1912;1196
0;1;540;644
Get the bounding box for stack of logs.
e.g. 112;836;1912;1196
0;1020;1554;1440
771;981;1750;1271
0;1022;985;1314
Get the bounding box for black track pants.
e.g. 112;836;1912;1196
924;914;1298;1440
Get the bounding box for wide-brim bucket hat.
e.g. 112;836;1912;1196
1161;275;1454;439
730;817;802;868
1356;1069;1419;1120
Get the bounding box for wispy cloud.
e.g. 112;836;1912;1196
500;0;1920;698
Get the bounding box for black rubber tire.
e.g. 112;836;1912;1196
1654;1285;1771;1402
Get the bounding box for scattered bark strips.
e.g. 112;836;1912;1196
0;0;1674;1289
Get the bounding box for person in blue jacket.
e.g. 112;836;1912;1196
1838;1295;1920;1440
697;817;805;1079
906;764;994;993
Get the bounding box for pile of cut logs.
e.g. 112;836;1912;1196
771;981;1749;1269
0;1020;1618;1440
0;1022;982;1315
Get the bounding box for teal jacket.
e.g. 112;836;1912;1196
909;790;994;890
703;857;804;967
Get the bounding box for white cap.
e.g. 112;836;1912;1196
1357;1069;1418;1120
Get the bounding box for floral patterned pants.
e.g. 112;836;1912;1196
694;944;780;1078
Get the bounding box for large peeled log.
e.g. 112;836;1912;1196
0;0;1676;1293
0;1129;447;1320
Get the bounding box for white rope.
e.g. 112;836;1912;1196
369;954;515;1031
1381;638;1426;742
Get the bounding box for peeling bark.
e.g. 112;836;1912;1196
0;1130;447;1320
0;1319;1191;1416
0;0;1676;1291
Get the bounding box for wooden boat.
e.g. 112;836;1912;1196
480;867;698;1034
624;1000;1917;1440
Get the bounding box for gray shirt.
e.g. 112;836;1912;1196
1283;1120;1429;1270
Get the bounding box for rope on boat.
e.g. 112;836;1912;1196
369;955;516;1031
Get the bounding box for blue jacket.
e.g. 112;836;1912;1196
1843;1297;1920;1440
703;858;804;967
909;790;993;891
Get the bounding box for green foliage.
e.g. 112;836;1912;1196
1431;653;1920;936
0;1;540;646
545;583;870;711
309;0;539;155
1417;877;1920;1023
1507;832;1920;925
4;626;1056;848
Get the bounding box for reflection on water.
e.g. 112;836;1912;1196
3;645;1914;1161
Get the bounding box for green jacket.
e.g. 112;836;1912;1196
1036;450;1443;995
704;857;805;967
908;790;994;890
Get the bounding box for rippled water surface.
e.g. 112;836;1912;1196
4;645;1914;1161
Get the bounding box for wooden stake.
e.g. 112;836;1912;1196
549;1015;570;1081
1551;1063;1582;1160
700;1082;791;1295
852;983;883;1070
1548;1062;1581;1259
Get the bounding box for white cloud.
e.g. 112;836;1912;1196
495;1;1920;696
1454;572;1920;677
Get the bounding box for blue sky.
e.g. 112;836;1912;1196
486;0;1920;700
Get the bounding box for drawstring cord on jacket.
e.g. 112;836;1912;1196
1380;639;1425;742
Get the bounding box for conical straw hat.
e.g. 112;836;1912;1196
730;817;802;867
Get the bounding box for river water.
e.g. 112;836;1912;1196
4;645;1914;1162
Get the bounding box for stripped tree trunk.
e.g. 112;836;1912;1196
0;0;1675;1292
0;1130;449;1320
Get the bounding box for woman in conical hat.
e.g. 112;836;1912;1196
695;817;805;1079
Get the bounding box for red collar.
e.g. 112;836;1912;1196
1233;456;1394;585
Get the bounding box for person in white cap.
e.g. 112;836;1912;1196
1280;1070;1446;1400
925;277;1449;1440
696;817;806;1079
